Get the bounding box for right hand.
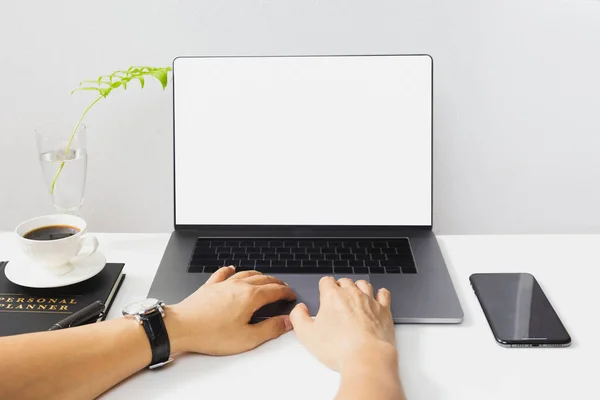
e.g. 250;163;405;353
289;276;397;371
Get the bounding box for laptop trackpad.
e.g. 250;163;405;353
252;274;370;320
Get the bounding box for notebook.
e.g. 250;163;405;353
0;262;125;336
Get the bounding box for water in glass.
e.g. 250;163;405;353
39;148;87;213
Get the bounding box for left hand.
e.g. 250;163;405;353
166;266;296;355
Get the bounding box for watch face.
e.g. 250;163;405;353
123;298;160;316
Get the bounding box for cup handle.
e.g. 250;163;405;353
70;234;99;263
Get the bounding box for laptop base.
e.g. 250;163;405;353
148;229;463;324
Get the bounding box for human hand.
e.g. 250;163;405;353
289;277;396;371
165;266;296;355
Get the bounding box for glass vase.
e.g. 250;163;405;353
35;123;88;214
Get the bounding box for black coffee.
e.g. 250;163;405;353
24;225;80;241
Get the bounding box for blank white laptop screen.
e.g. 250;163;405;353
174;55;432;226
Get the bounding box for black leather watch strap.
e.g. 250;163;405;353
140;309;171;368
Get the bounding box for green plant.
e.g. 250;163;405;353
49;66;172;194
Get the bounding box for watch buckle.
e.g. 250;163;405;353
149;357;174;370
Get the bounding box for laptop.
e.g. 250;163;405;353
148;54;463;323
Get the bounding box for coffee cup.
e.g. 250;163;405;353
15;214;99;275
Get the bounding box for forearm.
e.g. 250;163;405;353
0;311;184;400
336;343;405;400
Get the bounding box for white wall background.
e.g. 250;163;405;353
1;0;599;234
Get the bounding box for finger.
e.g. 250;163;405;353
289;303;313;337
244;274;288;286
376;288;391;308
229;270;262;280
248;315;293;348
205;266;236;284
319;276;338;293
254;284;297;307
355;280;373;297
337;278;355;288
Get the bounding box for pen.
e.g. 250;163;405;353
49;301;106;330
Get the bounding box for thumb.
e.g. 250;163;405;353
289;303;313;337
250;315;293;348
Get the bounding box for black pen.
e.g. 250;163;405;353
49;301;106;330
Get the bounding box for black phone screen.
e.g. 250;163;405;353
470;273;571;346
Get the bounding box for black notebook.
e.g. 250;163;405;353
0;262;125;337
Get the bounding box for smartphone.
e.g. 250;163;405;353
470;273;571;347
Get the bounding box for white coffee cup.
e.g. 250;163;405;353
15;214;99;275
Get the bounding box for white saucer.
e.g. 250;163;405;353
4;252;107;288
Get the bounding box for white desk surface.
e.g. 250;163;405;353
1;232;598;399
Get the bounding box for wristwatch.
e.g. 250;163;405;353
122;298;173;369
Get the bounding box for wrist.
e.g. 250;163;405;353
163;305;188;354
337;341;405;400
340;341;398;374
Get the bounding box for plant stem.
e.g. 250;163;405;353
50;95;103;194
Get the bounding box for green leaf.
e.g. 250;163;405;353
83;79;111;86
73;65;171;97
71;87;101;95
99;88;112;97
150;69;168;89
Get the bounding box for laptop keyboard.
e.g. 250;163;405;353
188;238;417;274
